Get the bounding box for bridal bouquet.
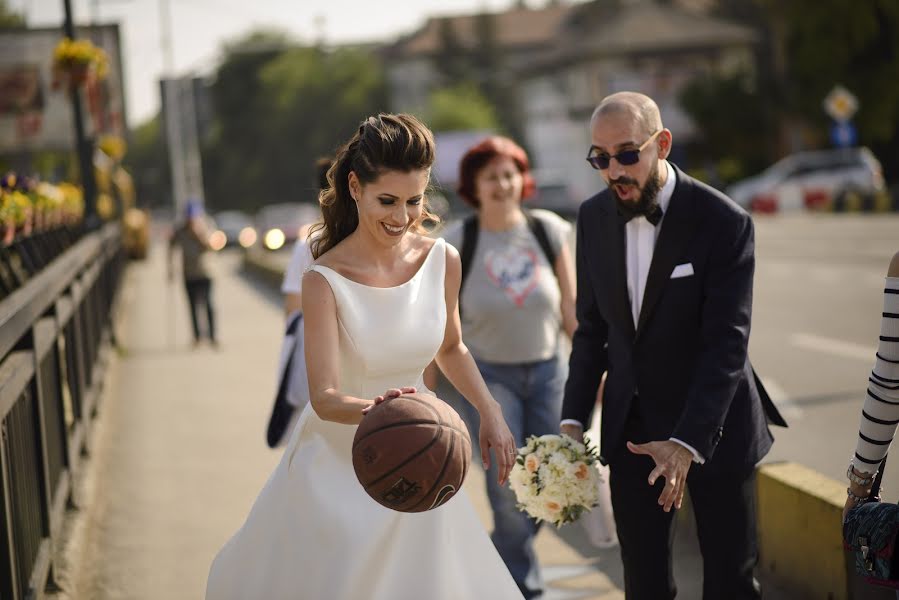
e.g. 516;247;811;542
508;433;602;527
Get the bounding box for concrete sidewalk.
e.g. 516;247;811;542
51;241;786;599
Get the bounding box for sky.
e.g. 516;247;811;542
15;0;549;127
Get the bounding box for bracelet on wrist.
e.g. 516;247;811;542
847;487;871;505
847;464;876;487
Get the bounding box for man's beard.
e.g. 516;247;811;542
610;160;662;214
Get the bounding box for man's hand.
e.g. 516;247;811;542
627;440;693;512
560;423;584;442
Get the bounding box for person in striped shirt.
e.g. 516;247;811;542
845;250;899;521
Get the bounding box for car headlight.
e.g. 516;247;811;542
263;228;286;250
238;227;257;248
208;230;227;251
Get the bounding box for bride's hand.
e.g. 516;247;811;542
361;386;417;415
478;403;517;486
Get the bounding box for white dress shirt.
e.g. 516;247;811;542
563;161;705;463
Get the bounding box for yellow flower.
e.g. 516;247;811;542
525;454;540;474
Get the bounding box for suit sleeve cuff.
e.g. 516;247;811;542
670;438;705;464
560;419;584;430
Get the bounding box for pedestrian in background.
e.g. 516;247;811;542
440;135;577;599
168;200;218;348
266;158;330;447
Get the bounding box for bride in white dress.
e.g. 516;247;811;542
206;114;525;599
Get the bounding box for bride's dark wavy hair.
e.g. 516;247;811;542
309;113;439;259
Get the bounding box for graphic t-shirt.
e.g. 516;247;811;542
442;208;571;364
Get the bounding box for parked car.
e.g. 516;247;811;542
726;147;885;212
213;210;256;248
255;203;319;251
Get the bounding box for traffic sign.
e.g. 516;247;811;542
823;85;859;122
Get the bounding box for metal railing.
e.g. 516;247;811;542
0;223;123;599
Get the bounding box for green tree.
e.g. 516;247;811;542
0;0;25;28
200;31;389;213
425;83;499;133
679;69;776;184
201;30;291;213
123;116;170;208
760;0;899;142
429;12;521;140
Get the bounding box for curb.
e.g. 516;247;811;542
242;248;284;289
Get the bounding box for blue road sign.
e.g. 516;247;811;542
830;121;857;148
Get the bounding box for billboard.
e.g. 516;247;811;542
0;24;126;153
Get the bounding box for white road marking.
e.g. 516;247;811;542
790;333;877;362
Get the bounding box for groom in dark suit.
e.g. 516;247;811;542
561;92;785;600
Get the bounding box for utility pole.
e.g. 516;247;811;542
159;0;204;219
62;0;99;228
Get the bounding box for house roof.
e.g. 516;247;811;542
526;1;758;72
579;1;756;53
387;4;572;57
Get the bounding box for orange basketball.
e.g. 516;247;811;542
352;393;472;512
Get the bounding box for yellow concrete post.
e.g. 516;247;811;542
757;462;848;599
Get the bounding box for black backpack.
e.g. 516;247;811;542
458;209;557;315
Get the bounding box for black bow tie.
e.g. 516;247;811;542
618;201;664;226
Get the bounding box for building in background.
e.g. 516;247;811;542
518;0;757;203
383;0;756;212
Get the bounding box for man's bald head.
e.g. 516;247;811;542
590;92;663;138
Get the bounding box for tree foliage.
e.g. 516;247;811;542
686;0;899;181
123;116;169;208
425;83;499;133
199;31;389;214
679;70;776;184
0;0;24;29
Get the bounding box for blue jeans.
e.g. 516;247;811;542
473;355;567;600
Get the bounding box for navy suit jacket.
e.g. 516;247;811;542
562;165;783;473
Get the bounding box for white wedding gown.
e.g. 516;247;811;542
206;239;523;599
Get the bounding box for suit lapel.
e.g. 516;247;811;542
598;204;636;341
636;168;699;340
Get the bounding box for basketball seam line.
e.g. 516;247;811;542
363;427;442;488
352;419;470;449
409;427;457;511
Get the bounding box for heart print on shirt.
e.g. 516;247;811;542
484;244;539;307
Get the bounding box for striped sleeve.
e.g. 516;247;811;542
852;277;899;473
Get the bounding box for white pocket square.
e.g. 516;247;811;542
670;263;694;279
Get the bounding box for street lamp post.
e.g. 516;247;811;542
62;0;99;228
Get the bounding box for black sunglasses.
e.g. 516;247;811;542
586;130;662;170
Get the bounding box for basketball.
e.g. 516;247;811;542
352;392;472;513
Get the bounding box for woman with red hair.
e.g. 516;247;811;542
441;136;577;599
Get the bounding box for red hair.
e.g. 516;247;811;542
456;136;536;208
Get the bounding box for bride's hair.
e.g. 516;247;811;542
309;114;438;259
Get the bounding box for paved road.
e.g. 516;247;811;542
750;214;899;487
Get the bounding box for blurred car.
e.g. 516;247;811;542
213;210;256;249
255;203;320;251
726;147;885;212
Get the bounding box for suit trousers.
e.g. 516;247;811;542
608;407;761;600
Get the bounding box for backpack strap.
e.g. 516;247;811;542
459;215;479;308
523;209;558;270
458;210;558;317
